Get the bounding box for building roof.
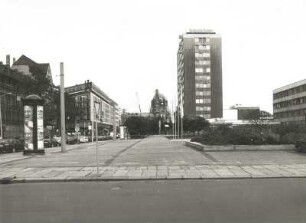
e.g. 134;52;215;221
187;29;216;34
13;55;51;77
273;79;306;94
152;89;167;102
65;81;118;106
13;55;37;66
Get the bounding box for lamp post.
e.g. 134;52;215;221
179;81;184;139
0;94;3;139
94;101;101;175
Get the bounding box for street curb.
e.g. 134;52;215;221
2;175;306;184
184;141;297;152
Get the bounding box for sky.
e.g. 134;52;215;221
1;0;306;114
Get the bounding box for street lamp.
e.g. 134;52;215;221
94;101;101;175
0;91;13;139
178;80;184;139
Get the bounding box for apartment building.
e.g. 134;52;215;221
177;29;222;119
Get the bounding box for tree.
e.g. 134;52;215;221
183;115;210;135
125;116;147;136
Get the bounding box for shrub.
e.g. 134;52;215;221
191;124;279;145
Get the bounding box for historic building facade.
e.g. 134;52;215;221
150;89;169;120
0;58;24;138
65;81;119;136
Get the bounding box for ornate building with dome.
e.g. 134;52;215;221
150;89;170;121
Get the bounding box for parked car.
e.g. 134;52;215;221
0;139;24;153
44;138;60;148
66;134;78;144
79;135;89;143
53;136;61;144
53;134;78;145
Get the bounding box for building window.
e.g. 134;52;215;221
196;83;211;88
206;68;211;72
196;99;204;104
195;38;199;43
196;106;204;111
204;114;211;119
195;53;210;58
197;45;210;50
195;68;204;73
203;91;211;96
204;107;211;111
196;91;204;96
195;76;211;82
203;98;211;103
195;60;210;66
195;75;211;81
196;90;212;96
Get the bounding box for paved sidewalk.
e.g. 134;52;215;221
0;136;306;183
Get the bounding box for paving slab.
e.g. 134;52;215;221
1;136;306;183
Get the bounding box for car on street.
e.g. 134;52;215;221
66;133;78;144
53;134;78;145
44;138;60;148
79;135;89;143
0;138;24;153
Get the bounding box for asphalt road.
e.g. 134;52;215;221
1;178;306;223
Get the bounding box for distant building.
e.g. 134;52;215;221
0;57;24;138
235;106;260;121
177;29;223;119
209;105;275;126
11;55;53;84
65;81;119;136
273;79;306;124
150;89;169;120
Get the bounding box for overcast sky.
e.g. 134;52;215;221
1;0;306;114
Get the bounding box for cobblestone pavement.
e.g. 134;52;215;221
0;136;306;183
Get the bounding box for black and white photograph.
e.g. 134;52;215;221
1;0;306;222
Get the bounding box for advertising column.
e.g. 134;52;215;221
24;105;33;150
22;95;45;155
37;106;44;150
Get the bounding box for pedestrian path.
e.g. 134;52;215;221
1;164;306;183
1;136;306;183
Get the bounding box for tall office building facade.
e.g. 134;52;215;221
177;29;223;119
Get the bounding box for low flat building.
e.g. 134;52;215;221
208;105;276;126
273;79;306;124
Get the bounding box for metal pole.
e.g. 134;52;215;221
180;88;184;139
60;62;66;152
94;102;99;175
92;120;94;142
113;108;116;140
172;104;174;139
96;117;99;175
177;106;180;138
174;110;176;139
